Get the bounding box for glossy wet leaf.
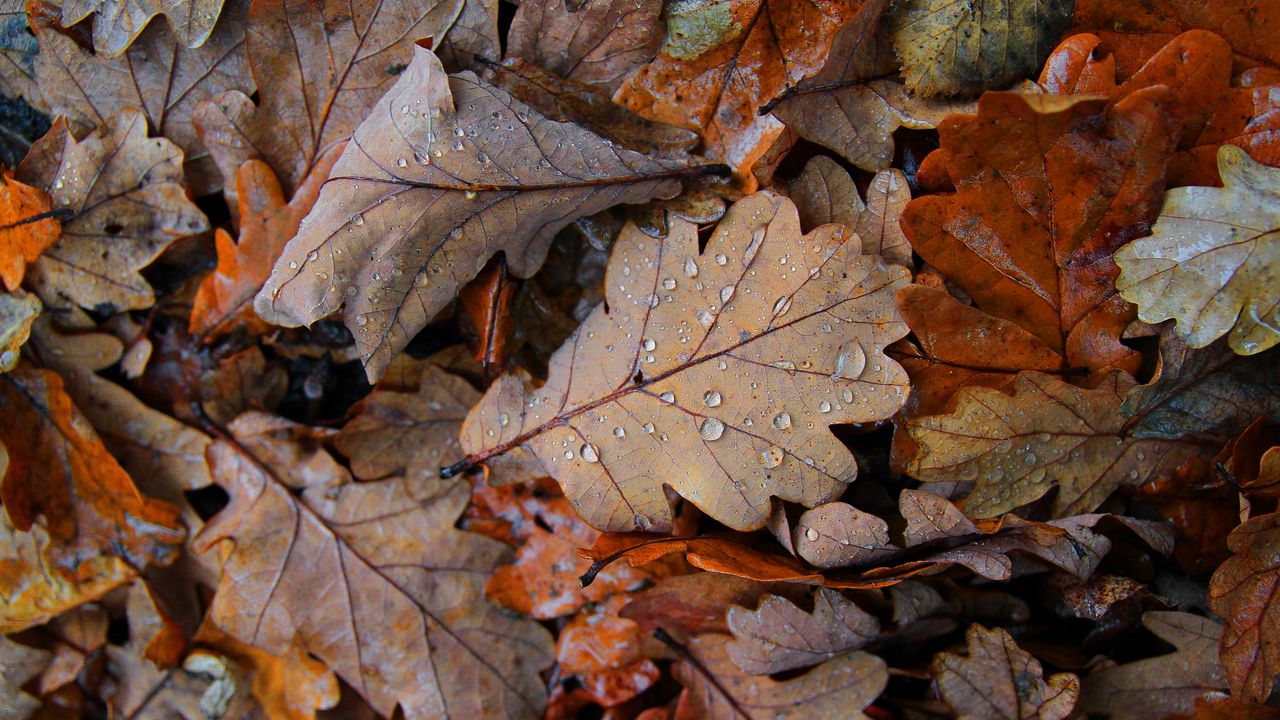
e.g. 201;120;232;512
727;588;879;674
507;0;663;94
254;44;696;381
890;0;1074;97
1079;611;1228;718
933;624;1079;720
16;110;208;314
30;1;250;194
672;634;887;720
613;0;855;185
195;412;554;719
1115;146;1280;356
787;156;911;266
908;371;1204;517
50;0;226;57
0;169;59;292
1208;512;1280;703
192;0;493;204
459;191;910;532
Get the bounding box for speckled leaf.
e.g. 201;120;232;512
727;588;879;674
457;191;910;532
933;624;1079;720
507;0;663;94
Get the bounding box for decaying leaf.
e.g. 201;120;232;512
672;633;887;720
1079;611;1228;718
786;156;911;266
193;0;493;203
457;191;910;532
30;1;250;193
727;587;879;674
0;635;49;719
50;0;227;57
255;44;699;380
16;110;208;314
0;0;38;101
195;412;554;719
901;90;1180;376
933;624;1079;720
890;0;1074;97
613;0;855;184
908;371;1203;517
190;144;343;340
0;367;183;587
1208;512;1280;703
194;622;341;720
1115;145;1279;356
506;0;662;94
0;289;39;372
0;169;59;292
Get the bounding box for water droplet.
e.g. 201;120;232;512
349;213;365;226
564;450;574;460
700;418;725;441
662;277;676;290
771;360;796;371
805;528;818;541
614;427;626;438
307;250;319;261
288;260;298;269
464;190;478;200
396;157;408;168
819;400;831;413
581;443;600;463
841;388;854;403
772;295;792;316
642;338;655;351
719;286;735;303
414;151;430;165
355;314;368;327
714;253;728;265
833;340;867;380
414;272;428;287
773;412;792;430
659;391;675;404
643;422;655;433
1024;453;1038;465
760;446;783;468
703;390;722;407
697;310;714;328
683;257;699;277
498;413;509;426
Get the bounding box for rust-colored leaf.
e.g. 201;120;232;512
908;371;1204;517
194;622;340;720
192;0;496;205
901;91;1181;376
458;255;516;380
190;144;344;341
1079;611;1228;718
786;156;912;266
507;0;662;94
727;588;879;674
255;44;702;380
1115;146;1280;356
672;633;887;720
195;411;554;719
1208;512;1280;703
933;624;1078;720
16;110;208;314
0;367;183;593
613;0;855;186
457;191;910;532
0;169;59;292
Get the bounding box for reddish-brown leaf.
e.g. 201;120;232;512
1208;512;1280;703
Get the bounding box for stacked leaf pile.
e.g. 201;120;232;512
0;0;1278;718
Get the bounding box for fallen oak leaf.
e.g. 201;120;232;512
908;371;1205;518
1208;512;1280;703
190;144;344;342
0;0;39;101
16;109;209;315
255;43;714;381
786;156;912;266
0;635;49;718
0;289;40;372
726;587;880;674
506;0;663;94
452;191;910;532
194;622;340;720
1078;611;1228;719
0;169;60;291
48;0;227;57
196;411;554;719
932;624;1079;720
1115;145;1280;356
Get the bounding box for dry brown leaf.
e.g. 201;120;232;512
0;169;59;292
49;0;227;56
933;624;1078;720
908;371;1204;518
30;1;250;194
254;44;701;381
0;635;49;720
457;191;910;532
506;0;662;94
1115;145;1280;356
619;573;771;640
192;0;494;205
672;634;887;720
0;289;39;372
792;501;896;569
890;0;1073;97
191;145;343;341
726;588;879;674
613;0;855;185
1079;611;1228;718
1120;326;1280;440
1208;512;1280;703
195;412;554;719
786;156;911;266
108;649;260;720
900;91;1181;377
16;110;208;314
0;0;39;101
0;367;183;598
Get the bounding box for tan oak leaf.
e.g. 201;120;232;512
933;624;1079;720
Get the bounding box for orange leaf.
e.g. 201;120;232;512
1208;512;1280;703
0;170;59;292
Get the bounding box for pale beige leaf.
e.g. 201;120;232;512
727;588;880;674
1115;145;1280;356
933;624;1079;720
0;289;38;372
787;156;911;266
255;44;699;381
53;0;225;56
907;371;1203;518
0;635;49;720
458;191;910;532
